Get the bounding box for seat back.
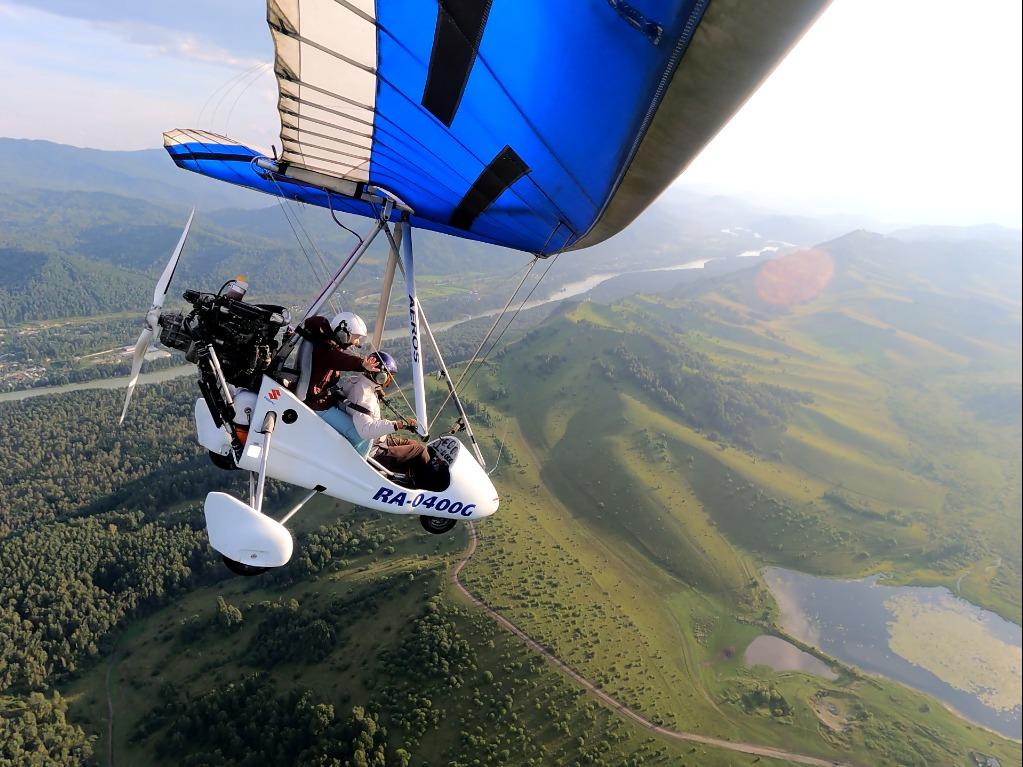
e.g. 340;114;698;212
295;339;314;401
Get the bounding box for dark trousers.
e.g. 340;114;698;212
373;436;429;474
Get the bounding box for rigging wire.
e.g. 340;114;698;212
268;180;322;280
487;422;510;476
326;191;365;246
289;192;339;293
196;61;266;127
457;252;561;398
210;63;268;132
223;63;273;136
267;175;343;316
432;256;540;419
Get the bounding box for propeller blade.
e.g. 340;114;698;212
118;209;196;425
118;323;153;425
152;207;196;310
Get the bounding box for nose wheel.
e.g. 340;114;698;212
420;516;457;535
222;555;270;576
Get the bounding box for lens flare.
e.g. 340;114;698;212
754;248;834;306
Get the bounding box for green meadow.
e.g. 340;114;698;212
456;233;1021;766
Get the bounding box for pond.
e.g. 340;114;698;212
763;567;1022;739
744;635;838;680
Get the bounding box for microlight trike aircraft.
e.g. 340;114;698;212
118;0;828;575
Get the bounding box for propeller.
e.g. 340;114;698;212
118;208;196;424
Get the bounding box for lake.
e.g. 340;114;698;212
764;567;1022;739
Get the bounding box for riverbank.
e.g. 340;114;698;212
0;255;721;402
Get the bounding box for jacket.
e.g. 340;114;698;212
337;373;398;445
302;315;367;411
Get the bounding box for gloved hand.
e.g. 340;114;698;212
394;417;418;432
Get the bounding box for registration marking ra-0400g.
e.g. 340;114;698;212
373;487;476;515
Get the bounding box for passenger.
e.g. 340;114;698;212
332;351;419;453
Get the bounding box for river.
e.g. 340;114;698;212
0;365;196;403
0;256;716;403
764;566;1022;739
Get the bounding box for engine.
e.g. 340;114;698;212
159;289;291;421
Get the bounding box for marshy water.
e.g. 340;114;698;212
763;567;1022;739
744;635;838;680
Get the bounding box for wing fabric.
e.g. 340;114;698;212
166;0;829;255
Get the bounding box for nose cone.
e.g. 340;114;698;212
445;441;500;517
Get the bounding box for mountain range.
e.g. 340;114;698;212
0;137;908;327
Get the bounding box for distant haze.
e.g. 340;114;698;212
2;0;1020;229
677;1;1022;229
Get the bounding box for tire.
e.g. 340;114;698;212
222;555;269;577
208;450;238;471
420;516;457;535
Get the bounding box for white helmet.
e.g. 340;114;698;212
330;311;368;347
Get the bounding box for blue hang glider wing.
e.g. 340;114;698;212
166;0;829;255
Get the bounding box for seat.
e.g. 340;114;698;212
294;339;314;401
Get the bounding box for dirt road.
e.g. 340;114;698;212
452;522;854;767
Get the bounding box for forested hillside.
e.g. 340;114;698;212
0;247;150;325
1;382;748;767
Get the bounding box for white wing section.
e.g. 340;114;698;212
268;0;378;183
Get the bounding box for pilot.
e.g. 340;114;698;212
334;352;447;490
331;350;419;454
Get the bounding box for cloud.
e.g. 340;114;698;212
0;1;277;150
3;0;270;68
92;18;266;70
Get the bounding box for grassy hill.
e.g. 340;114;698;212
452;229;1020;764
472;229;1021;612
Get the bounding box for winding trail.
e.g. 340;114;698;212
452;522;854;767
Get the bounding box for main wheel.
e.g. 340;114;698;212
420;516;457;535
222;555;269;576
208;450;238;471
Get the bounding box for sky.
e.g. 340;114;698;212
1;0;1020;228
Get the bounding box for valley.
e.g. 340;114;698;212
1;142;1020;765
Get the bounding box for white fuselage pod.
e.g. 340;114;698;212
198;376;499;522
